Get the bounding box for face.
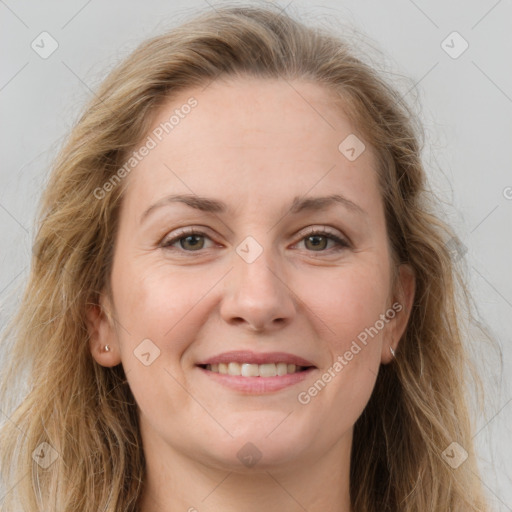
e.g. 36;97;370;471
88;77;414;472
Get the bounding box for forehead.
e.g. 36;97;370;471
121;77;381;220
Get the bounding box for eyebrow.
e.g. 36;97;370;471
140;193;367;223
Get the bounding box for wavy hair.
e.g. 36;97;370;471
0;4;491;511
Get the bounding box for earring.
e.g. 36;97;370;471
104;344;111;352
390;346;395;358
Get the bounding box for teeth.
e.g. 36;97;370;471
259;363;277;377
227;362;241;376
277;362;288;376
241;363;259;377
205;362;304;377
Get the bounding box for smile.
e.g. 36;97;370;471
196;351;317;393
202;362;308;377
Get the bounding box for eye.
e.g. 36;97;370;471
160;227;214;252
295;227;350;252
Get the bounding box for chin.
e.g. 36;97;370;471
200;423;312;472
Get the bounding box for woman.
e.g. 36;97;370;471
0;4;491;511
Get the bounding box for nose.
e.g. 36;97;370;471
220;243;296;333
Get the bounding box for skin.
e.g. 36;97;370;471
87;77;415;512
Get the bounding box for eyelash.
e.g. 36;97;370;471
160;226;350;255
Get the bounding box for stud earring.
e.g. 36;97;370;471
390;346;395;358
104;344;111;352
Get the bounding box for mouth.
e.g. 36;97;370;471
198;362;311;377
196;351;317;393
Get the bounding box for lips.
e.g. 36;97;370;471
196;350;315;367
196;351;316;392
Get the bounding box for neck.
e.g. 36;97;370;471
138;428;353;512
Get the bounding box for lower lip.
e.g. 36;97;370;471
198;366;315;393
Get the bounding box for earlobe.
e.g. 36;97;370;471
85;298;121;367
382;264;416;364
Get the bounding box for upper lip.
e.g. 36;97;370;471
197;350;316;367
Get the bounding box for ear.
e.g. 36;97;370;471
381;263;415;364
85;294;121;367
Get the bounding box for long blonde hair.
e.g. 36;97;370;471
0;4;492;511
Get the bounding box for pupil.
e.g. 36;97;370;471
183;235;203;250
308;235;326;250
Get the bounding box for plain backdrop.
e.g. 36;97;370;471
1;0;511;509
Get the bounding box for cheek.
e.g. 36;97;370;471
290;272;389;453
111;256;203;339
110;263;207;428
294;261;391;349
294;270;388;433
107;258;199;413
294;262;389;407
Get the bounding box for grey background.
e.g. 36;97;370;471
1;0;511;508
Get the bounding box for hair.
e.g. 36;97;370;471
0;3;493;511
